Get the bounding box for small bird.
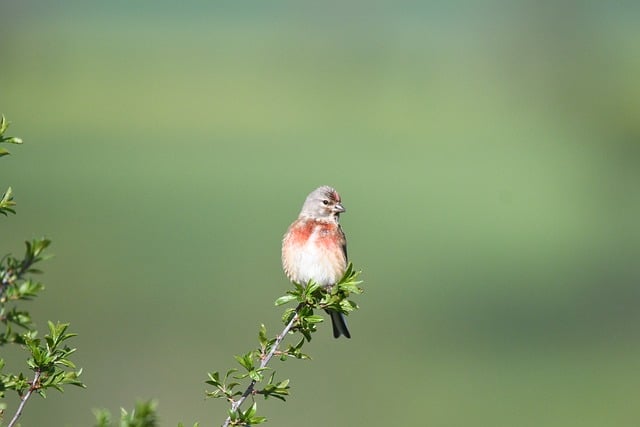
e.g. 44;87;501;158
282;186;351;338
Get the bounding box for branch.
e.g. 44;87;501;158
7;369;41;427
221;307;301;427
0;239;50;300
209;265;363;426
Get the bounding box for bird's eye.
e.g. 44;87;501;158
322;199;329;205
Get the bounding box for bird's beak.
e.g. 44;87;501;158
334;203;346;213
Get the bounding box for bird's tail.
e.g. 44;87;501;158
326;309;351;339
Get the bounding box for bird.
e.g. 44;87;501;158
282;186;351;338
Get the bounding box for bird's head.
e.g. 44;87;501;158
299;185;345;221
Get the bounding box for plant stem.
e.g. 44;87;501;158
221;307;301;427
0;255;36;299
7;369;41;427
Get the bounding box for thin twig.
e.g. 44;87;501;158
0;268;14;300
1;254;36;300
221;306;301;427
7;369;41;427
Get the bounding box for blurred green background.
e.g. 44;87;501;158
2;2;640;426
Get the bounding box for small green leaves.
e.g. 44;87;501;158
0;241;51;351
280;338;309;361
0;116;23;217
233;352;270;382
0;115;86;426
1;239;51;303
0;227;84;426
0;187;16;216
205;369;242;401
0;115;22;215
5;279;44;302
273;266;362;343
24;238;52;268
94;400;159;427
23;321;84;388
305;315;324;324
0;321;84;401
259;375;290;401
274;263;362;315
274;294;296;306
234;352;255;372
258;324;268;346
212;262;364;427
227;402;267;426
281;307;296;324
0;115;23;152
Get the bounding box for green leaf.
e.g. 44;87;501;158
342;262;354;280
281;307;296;324
206;371;221;386
304;315;324;324
248;415;267;424
92;408;112;426
0;115;23;158
234;352;254;371
338;281;362;294
228;408;238;422
0;186;16;215
248;369;263;381
340;299;358;312
274;294;297;306
258;324;268;347
245;402;257;419
304;281;321;295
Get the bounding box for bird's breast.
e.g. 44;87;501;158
282;221;346;287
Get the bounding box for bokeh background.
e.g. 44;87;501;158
2;2;639;426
